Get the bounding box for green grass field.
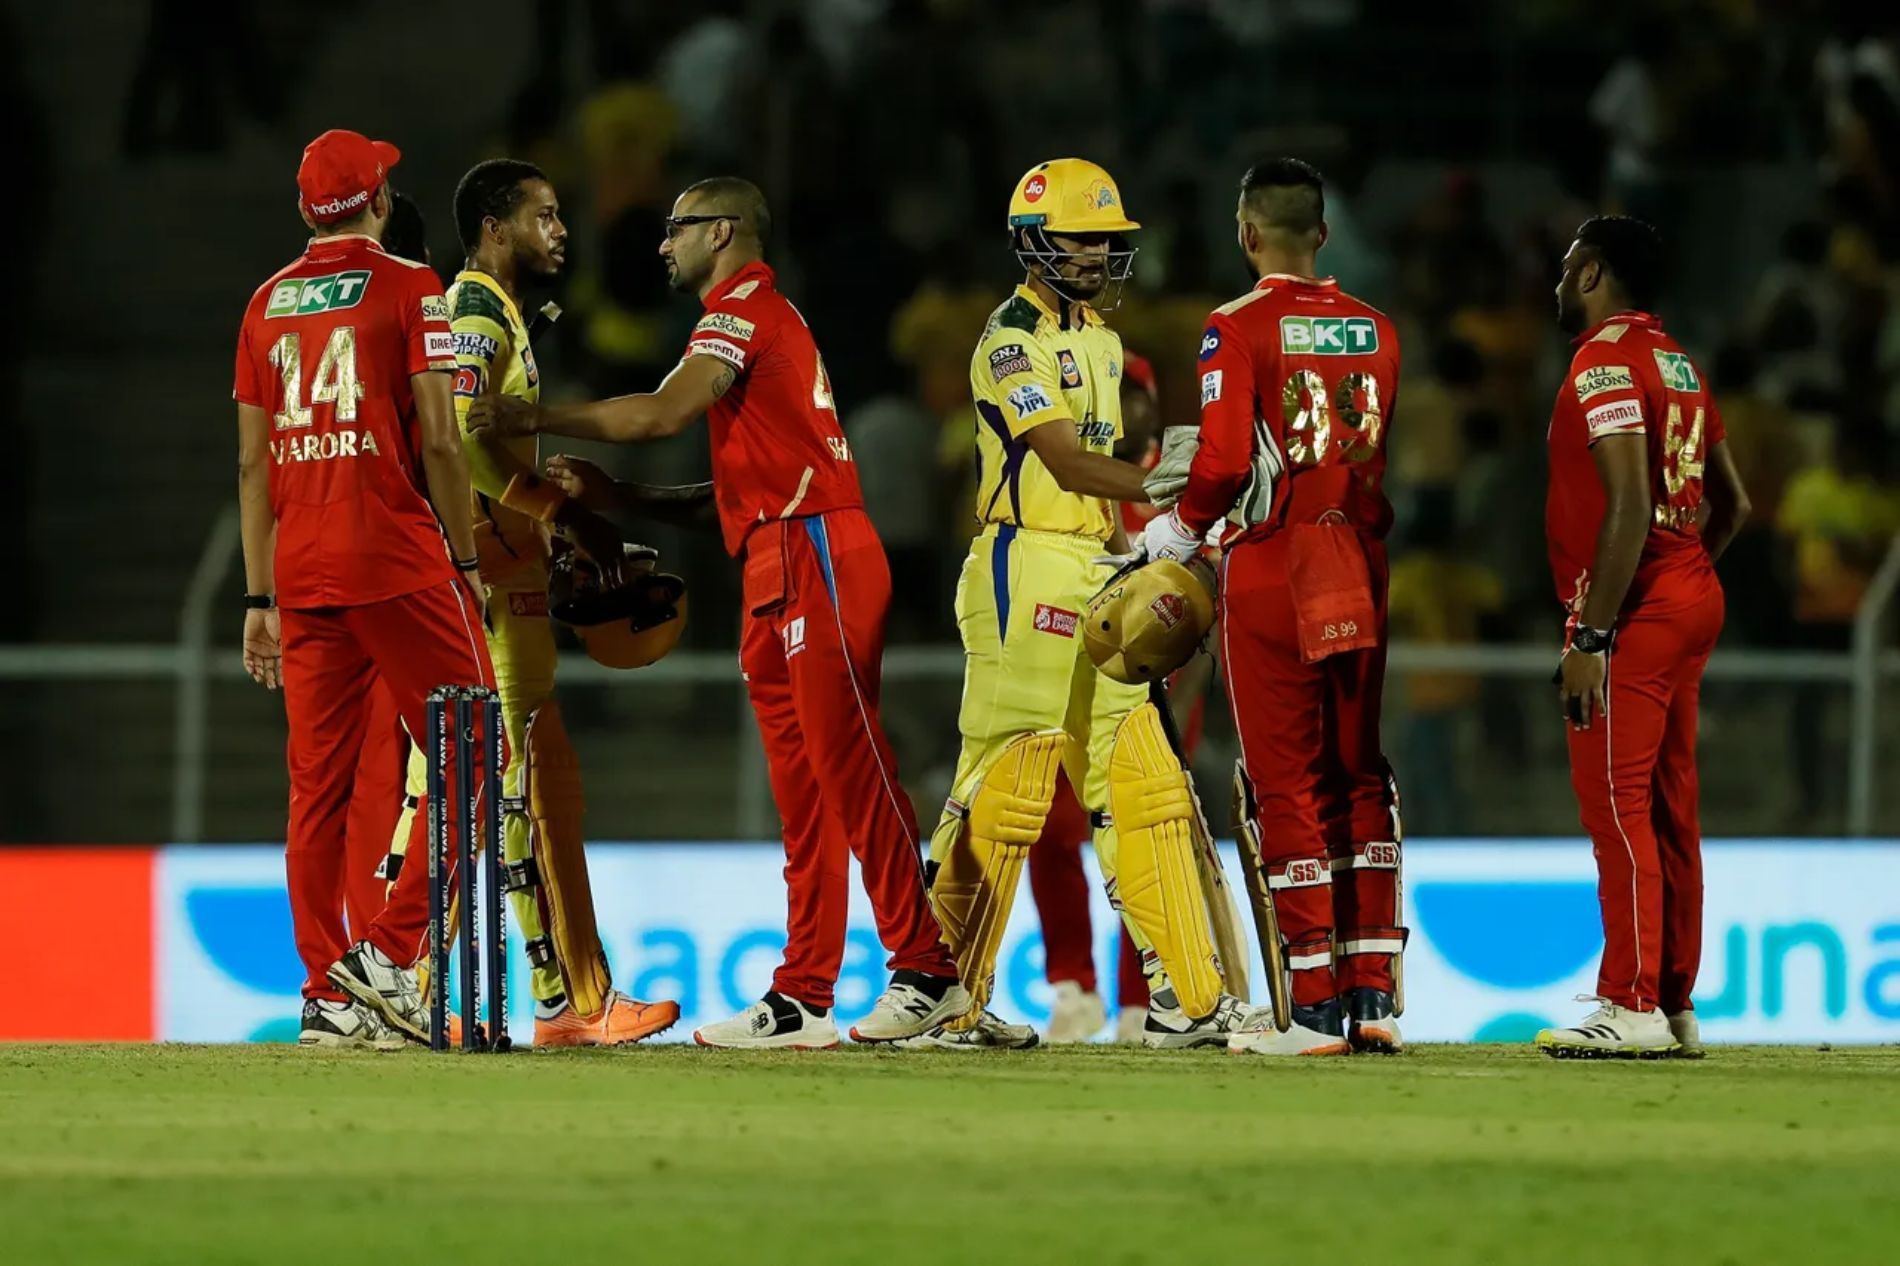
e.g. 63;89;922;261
2;1044;1897;1265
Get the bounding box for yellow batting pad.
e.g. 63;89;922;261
1109;704;1223;1018
929;729;1066;1008
524;703;614;1020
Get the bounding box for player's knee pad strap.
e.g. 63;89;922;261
1285;933;1335;973
930;730;1065;1001
1108;704;1222;1019
523;702;614;1019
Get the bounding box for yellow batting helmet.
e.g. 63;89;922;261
549;544;687;670
1007;159;1141;233
1083;557;1216;685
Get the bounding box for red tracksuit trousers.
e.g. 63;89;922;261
1566;566;1724;1013
280;580;498;1000
738;509;957;1009
1221;534;1402;1008
342;679;406;936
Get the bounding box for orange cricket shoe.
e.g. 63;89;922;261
534;991;681;1048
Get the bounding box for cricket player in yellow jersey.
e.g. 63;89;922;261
909;159;1251;1049
387;158;680;1046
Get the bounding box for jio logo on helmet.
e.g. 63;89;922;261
1023;175;1047;203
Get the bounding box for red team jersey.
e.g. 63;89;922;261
1545;311;1723;615
682;262;863;555
233;234;459;607
1178;275;1401;542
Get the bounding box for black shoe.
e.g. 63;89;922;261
1345;987;1403;1053
1291;996;1346;1039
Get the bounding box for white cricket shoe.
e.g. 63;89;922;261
1141;989;1255;1050
892;1009;1040;1051
849;970;972;1043
1045;981;1107;1044
326;941;428;1045
1666;1010;1704;1059
298;998;405;1051
1227;1006;1351;1057
1536;997;1679;1059
1114;1007;1146;1044
694;992;839;1050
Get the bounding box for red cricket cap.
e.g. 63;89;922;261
297;129;401;224
1123;350;1158;400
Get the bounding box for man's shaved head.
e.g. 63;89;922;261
679;176;772;248
1238;158;1326;239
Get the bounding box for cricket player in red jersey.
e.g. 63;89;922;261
469;178;969;1049
235;130;498;1047
1141;159;1403;1056
1536;216;1750;1059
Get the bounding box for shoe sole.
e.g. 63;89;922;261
889;1033;1042;1052
691;1031;839;1051
1536;1039;1680;1060
1225;1040;1352;1057
1349;1025;1404;1054
1141;1028;1243;1050
326;962;429;1046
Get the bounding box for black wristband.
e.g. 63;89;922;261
454;557;481;573
1570;624;1613;655
244;594;275;611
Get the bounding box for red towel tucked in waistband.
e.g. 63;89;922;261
1286;521;1378;664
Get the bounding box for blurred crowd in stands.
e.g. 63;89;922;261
104;0;1900;833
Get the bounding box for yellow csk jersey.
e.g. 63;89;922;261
969;284;1124;541
448;269;549;584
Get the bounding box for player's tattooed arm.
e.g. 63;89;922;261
472;354;735;444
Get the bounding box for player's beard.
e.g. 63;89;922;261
1555;281;1585;334
1048;263;1106;303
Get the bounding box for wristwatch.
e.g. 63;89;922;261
244;594;275;611
1570;624;1613;655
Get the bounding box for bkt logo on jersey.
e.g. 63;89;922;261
265;270;372;319
1653;349;1702;394
1280;315;1378;355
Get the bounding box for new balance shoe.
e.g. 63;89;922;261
1346;987;1404;1054
849;970;972;1043
1141;988;1255;1050
1536;997;1679;1059
1045;981;1107;1044
298;998;405;1051
1227;997;1351;1056
893;1008;1040;1051
536;991;681;1048
327;941;428;1045
1665;1010;1704;1059
694;992;839;1050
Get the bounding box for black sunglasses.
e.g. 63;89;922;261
664;214;740;240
